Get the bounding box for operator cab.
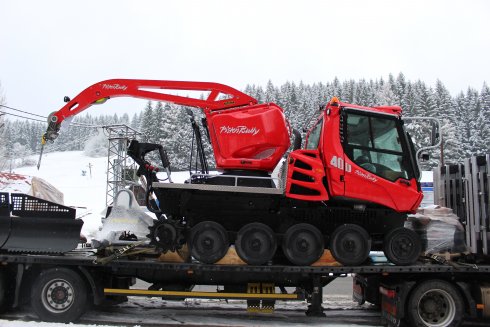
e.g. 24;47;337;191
302;100;423;211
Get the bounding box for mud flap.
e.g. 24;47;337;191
0;218;11;249
0;193;83;253
0;193;12;249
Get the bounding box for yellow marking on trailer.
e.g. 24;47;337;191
477;303;484;310
104;288;299;300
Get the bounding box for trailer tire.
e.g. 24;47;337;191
31;267;88;323
407;280;464;327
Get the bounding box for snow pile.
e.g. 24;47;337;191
84;131;109;158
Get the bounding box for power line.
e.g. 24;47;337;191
0;110;46;122
0;110;103;128
0;104;47;118
0;104;125;129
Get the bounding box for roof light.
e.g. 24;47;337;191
330;97;340;107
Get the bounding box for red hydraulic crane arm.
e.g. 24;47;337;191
43;79;258;142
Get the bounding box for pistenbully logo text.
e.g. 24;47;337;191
102;84;128;91
220;126;260;136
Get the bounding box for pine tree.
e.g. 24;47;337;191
130;113;141;131
478;83;490;152
395;73;407;105
265;80;279;103
432;80;460;164
466;88;482;156
377;81;398;105
140;101;155;141
454;92;471;159
153;102;165;142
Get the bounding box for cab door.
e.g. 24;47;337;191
341;109;422;212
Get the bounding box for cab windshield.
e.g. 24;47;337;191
306;117;323;150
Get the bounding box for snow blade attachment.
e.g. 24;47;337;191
0;192;83;253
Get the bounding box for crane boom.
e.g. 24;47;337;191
43;79;258;142
41;79;290;173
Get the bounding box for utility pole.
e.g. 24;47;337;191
440;133;444;167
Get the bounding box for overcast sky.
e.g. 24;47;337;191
0;0;489;119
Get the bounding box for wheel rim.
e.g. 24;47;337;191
41;278;75;313
190;221;229;264
236;223;276;265
417;289;456;327
331;225;370;266
389;233;416;259
283;224;323;266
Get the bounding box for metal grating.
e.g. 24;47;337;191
10;193;75;218
0;192;9;216
434;154;489;255
104;124;142;206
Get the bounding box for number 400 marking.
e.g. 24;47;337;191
330;156;352;172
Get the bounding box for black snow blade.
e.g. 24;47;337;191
0;193;83;254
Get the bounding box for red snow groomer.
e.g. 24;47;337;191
42;79;423;266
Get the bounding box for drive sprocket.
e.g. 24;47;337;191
147;219;186;252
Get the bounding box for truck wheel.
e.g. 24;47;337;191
383;227;421;265
235;223;277;265
189;221;229;264
282;223;324;266
330;224;371;266
407;280;464;327
31;267;88;323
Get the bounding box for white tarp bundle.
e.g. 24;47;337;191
407;205;467;254
0;172;64;204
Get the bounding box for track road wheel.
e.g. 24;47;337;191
330;224;371;266
282;223;324;266
407;280;464;327
31;267;88;323
235;223;277;265
189;221;229;264
383;227;421;265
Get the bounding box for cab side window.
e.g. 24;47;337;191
345;112;412;181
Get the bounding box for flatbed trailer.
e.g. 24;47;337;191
1;250;490;326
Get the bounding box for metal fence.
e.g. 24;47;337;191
434;154;490;255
